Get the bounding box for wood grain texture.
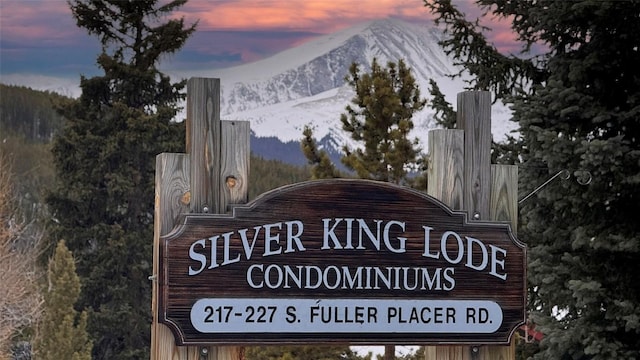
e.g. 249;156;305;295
213;118;248;360
457;91;491;221
159;180;524;345
153;78;245;359
490;165;518;233
427;129;464;210
155;154;190;236
188;79;245;359
153;153;193;360
187;78;221;214
220;120;250;212
424;341;515;360
425;92;519;360
430;345;466;360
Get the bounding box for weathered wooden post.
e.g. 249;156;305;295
151;85;523;360
152;78;249;360
424;91;520;360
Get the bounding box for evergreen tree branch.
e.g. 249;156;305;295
424;0;545;100
301;126;340;179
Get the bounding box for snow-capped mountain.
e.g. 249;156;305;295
3;18;517;166
183;18;516;159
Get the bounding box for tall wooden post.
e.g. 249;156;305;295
424;91;518;360
152;78;249;360
384;345;395;360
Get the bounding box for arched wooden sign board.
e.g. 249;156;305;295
159;179;525;346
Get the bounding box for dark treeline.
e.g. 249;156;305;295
0;84;66;142
1;84;311;195
1;82;314;359
1;84;311;216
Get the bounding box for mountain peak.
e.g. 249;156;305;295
185;18;516;151
202;19;443;83
203;18;454;114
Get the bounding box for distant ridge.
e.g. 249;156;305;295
2;18;518;166
181;18;516;161
203;18;458;115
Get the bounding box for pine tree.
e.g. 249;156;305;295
0;154;43;359
36;240;92;360
45;1;195;358
340;58;426;184
300;125;340;179
425;78;518;165
425;1;640;358
427;79;456;129
299;60;426;360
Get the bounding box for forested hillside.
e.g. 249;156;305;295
249;156;310;199
0;84;311;202
0;84;66;142
1;83;312;357
0;85;63;221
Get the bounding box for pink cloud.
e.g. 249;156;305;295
1;0;521;53
0;0;530;78
0;0;82;45
178;0;428;33
423;0;534;55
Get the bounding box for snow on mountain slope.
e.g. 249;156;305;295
183;18;517;152
4;18;517;159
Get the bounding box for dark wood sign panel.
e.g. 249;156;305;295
159;179;526;345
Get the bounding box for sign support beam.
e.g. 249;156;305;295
152;84;524;359
424;91;519;359
152;78;249;360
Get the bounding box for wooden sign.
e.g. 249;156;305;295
159;179;526;345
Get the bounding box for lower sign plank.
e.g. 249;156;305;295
191;298;502;334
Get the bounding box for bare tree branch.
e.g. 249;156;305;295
0;154;43;358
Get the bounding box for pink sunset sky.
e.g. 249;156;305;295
0;0;520;82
